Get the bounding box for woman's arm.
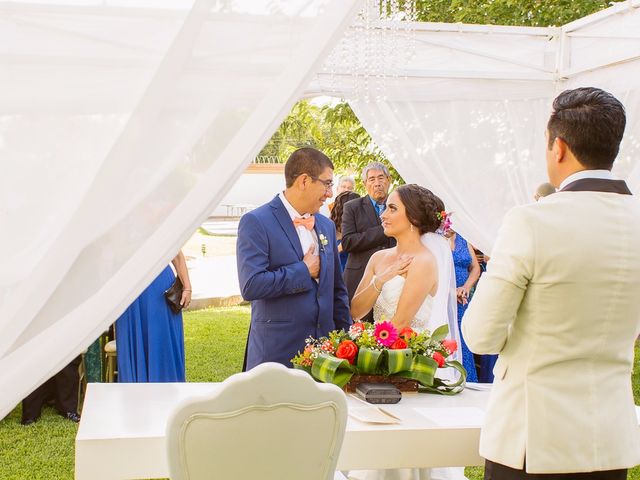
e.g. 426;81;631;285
171;250;192;308
391;254;436;330
457;244;481;304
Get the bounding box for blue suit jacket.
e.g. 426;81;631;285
237;195;351;369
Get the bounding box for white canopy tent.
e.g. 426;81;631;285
309;0;640;252
1;0;639;417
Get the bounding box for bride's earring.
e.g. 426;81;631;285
410;224;414;233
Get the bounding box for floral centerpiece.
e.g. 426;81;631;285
292;321;466;395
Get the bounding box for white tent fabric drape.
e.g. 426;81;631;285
329;3;640;254
2;0;640;419
0;0;359;417
349;86;553;254
350;78;640;255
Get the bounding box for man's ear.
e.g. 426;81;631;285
293;173;308;191
553;137;568;163
299;173;312;190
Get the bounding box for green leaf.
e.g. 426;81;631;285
430;324;449;343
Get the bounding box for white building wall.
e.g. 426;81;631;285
212;172;285;217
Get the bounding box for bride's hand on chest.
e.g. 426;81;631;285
375;254;413;285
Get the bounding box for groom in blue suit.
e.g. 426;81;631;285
237;148;352;369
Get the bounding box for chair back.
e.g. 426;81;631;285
166;363;348;480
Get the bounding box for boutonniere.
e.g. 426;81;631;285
318;233;328;251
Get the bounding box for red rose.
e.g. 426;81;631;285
442;339;458;355
399;327;416;340
390;338;408;350
336;340;358;364
432;352;446;368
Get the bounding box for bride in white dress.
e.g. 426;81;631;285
348;184;465;480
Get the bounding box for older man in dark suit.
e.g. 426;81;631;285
341;162;395;321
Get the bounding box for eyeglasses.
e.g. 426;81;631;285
309;176;334;191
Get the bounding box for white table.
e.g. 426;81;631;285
76;383;489;479
75;383;640;479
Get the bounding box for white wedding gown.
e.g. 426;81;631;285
348;236;467;480
372;275;435;332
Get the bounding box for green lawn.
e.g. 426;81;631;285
0;306;638;479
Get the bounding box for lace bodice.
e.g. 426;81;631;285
373;275;434;333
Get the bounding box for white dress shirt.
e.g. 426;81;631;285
559;169;614;190
278;192;319;257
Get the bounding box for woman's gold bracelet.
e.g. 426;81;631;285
371;276;382;294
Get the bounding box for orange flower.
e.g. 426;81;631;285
390;338;408;350
336;340;358;364
399;327;416;340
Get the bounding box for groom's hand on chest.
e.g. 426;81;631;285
303;245;320;279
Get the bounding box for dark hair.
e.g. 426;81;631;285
547;87;626;170
395;184;444;235
284;148;334;188
330;191;360;233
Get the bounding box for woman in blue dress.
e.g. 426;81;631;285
116;251;192;382
447;230;481;382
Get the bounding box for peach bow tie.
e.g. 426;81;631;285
293;215;315;231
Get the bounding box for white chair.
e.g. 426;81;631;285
166;363;348;480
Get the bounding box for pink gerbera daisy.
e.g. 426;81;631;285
374;321;398;347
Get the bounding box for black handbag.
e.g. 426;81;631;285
164;276;184;314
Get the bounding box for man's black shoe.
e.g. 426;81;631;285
61;412;80;423
21;416;39;426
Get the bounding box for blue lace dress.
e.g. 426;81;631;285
452;234;478;382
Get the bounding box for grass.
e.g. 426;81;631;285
184;306;249;382
0;306;638;479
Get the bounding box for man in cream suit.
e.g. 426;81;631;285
463;87;640;479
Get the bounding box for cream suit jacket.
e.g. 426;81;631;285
462;188;640;474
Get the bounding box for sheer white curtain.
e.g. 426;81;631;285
0;0;359;417
348;71;640;254
349;80;555;254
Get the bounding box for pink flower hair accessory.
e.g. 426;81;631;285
436;210;452;236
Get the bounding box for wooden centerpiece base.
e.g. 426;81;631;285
343;375;419;393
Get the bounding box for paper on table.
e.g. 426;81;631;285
348;394;401;424
464;382;492;391
349;406;400;424
415;407;485;427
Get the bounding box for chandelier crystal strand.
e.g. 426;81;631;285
323;0;416;101
364;0;373;102
405;0;417;80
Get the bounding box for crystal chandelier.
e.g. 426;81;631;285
324;0;418;101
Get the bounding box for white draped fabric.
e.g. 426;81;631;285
350;79;640;255
349;89;553;254
0;0;359;417
2;0;640;418
309;2;640;254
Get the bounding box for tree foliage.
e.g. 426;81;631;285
413;0;622;27
256;100;401;192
